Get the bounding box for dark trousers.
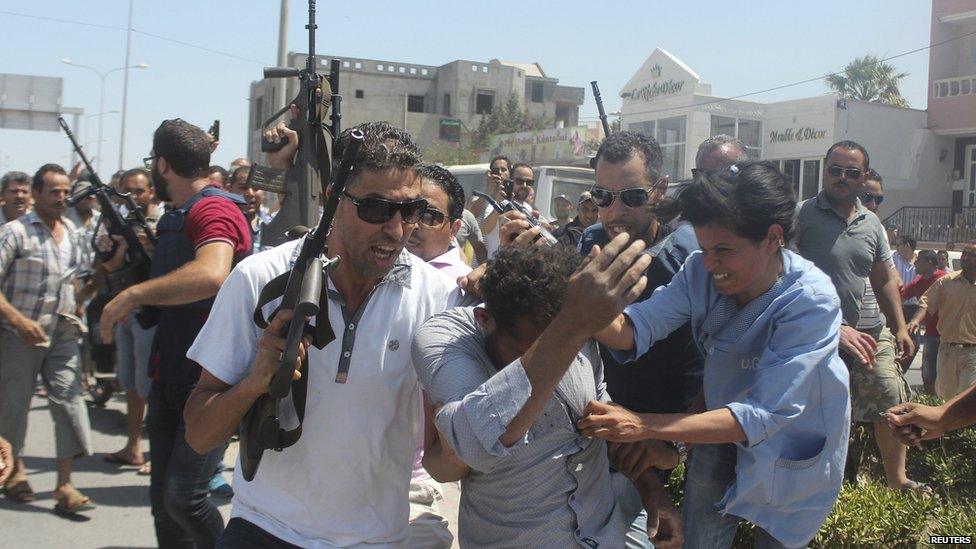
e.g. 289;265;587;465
217;518;302;549
147;381;226;549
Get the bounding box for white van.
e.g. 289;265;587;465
446;163;595;220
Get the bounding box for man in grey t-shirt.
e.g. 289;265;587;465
413;244;681;548
794;141;926;493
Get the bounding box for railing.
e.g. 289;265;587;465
882;207;976;244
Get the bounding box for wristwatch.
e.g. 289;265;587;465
669;441;687;464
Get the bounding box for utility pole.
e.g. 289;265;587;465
118;0;135;170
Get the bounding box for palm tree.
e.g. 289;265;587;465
825;55;910;108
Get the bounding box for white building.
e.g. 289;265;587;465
618;48;952;217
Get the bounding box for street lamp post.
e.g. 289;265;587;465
61;59;148;169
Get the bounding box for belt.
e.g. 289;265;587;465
945;342;976;349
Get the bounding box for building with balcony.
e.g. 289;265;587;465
247;54;584;161
928;0;976;210
617;48;957;243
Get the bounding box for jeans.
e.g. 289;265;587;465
216;518;302;549
921;334;940;389
610;471;652;549
682;444;804;549
147;381;226;549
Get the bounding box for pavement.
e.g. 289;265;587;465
2;353;923;548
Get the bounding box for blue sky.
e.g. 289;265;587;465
0;0;933;174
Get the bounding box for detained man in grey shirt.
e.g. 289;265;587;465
412;242;681;548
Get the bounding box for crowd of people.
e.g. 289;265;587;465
0;113;974;549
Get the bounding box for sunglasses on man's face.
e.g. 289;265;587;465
589;186;651;208
420;208;448;227
861;192;884;205
342;191;428;224
827;164;863;180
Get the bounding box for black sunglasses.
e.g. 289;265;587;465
420;208;447;227
827;164;863;180
342;191;428;224
861;192;884;205
589;186;651;208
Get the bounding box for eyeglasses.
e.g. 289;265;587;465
827;164;863;180
342;191;428;224
143;156;157;170
419;208;447;227
512;177;534;186
589;186;651;208
861;192;884;205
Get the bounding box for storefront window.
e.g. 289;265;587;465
627;117;686;181
630;120;656;137
782;159;801;198
710;116;736;138
801;159;821;200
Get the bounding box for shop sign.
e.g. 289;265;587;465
622;79;685;102
768;126;828;143
485;126;589;163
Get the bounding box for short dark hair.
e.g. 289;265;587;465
334;121;422;186
825;140;870;170
937;249;949;258
121;167;152;188
481;246;581;330
489;155;511;171
917;249;938;266
595;131;664;184
418;164;464;220
32;163;67;192
208;165;229;179
695;134;746;167
899;235;917;251
865;168;883;186
510;162;533;176
1;171;30;193
678;160;796;243
152;119;212;179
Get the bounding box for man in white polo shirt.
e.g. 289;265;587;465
182;122;455;547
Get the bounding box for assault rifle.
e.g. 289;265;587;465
58;117;157;294
246;0;341;247
473;178;558;246
590;81;612;169
239;129;363;482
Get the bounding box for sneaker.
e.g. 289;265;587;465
208;473;233;499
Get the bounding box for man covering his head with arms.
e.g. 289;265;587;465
415;243;681;548
183;121;457;548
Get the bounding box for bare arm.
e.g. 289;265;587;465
421;394;470;482
100;242;234;342
594;313;636;351
578;403;747;444
870;260;914;358
184;311;308;454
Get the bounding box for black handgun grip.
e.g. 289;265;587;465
264;67;301;79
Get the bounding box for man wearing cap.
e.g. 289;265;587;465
551;194;574;231
555;191;599;249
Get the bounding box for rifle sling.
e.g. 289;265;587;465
252;271;335;350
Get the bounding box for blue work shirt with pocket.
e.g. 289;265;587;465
612;248;850;548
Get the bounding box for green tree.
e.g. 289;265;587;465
825;55;910;108
471;93;550;150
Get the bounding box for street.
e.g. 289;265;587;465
0;390;461;548
1;355;923;547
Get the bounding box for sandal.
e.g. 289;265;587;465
103;451;145;467
53;485;94;514
137;462;152;476
4;479;36;503
899;480;933;495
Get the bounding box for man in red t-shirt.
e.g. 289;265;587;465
100;119;251;548
904;249;947;395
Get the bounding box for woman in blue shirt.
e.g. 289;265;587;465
578;162;850;549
